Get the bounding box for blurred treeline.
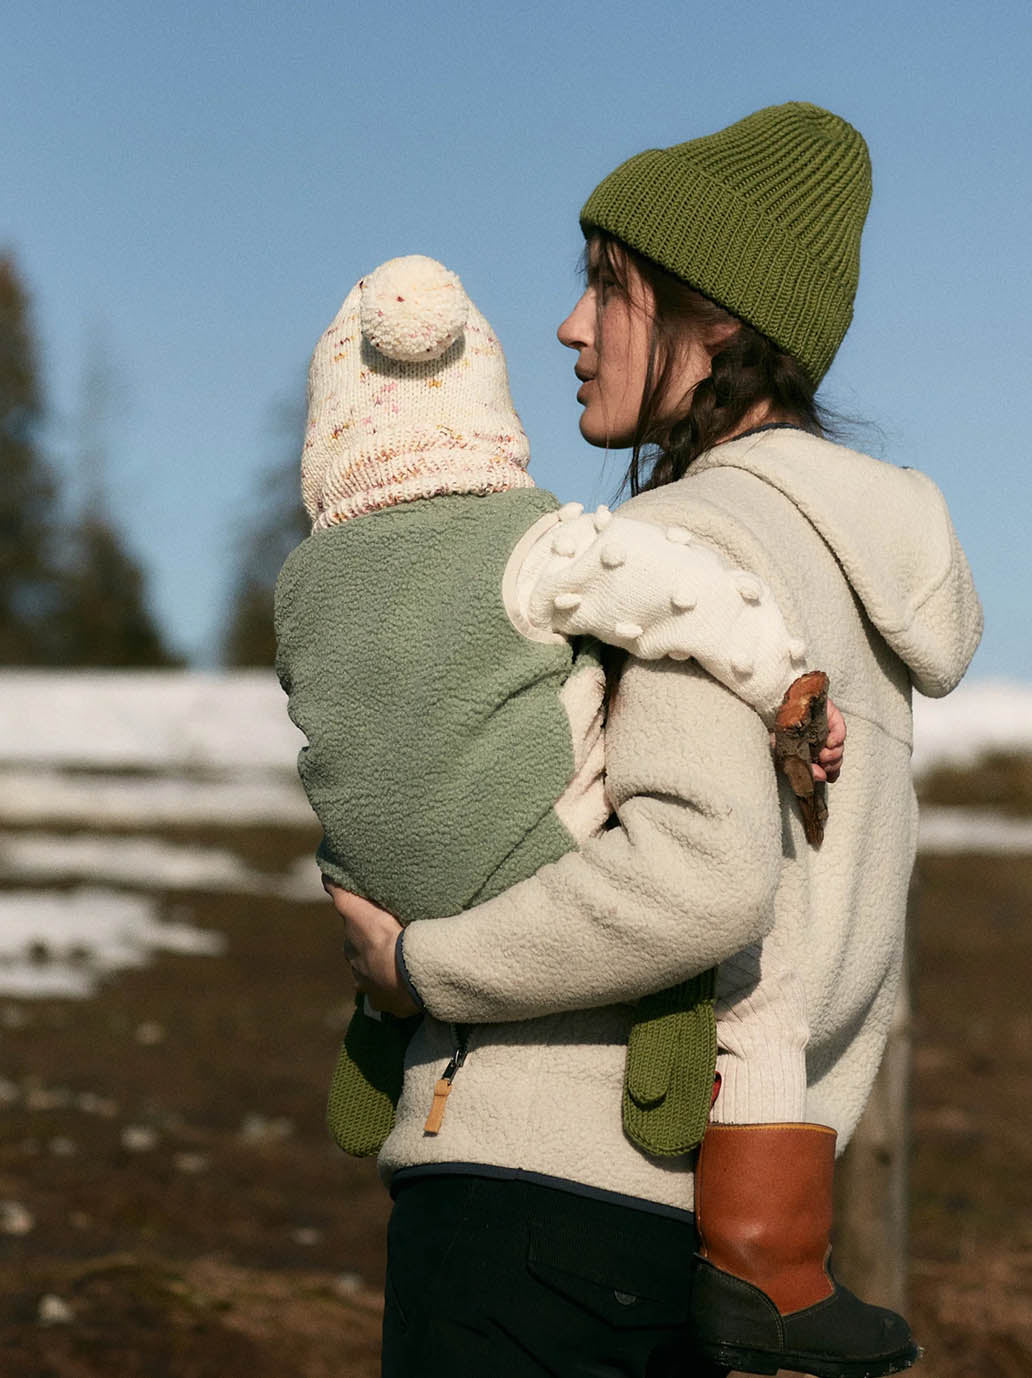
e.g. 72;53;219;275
221;398;309;668
0;253;306;669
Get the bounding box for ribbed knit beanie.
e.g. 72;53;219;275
580;102;872;384
302;255;533;528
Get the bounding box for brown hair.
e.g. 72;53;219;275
588;233;827;496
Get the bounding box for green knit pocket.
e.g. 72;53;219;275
326;998;423;1157
622;970;717;1157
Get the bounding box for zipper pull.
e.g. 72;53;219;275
423;1042;468;1136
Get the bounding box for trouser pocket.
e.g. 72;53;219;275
526;1215;695;1332
383;1175;703;1378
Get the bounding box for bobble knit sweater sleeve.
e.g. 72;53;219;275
401;657;783;1024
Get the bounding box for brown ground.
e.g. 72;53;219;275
1;813;1029;1377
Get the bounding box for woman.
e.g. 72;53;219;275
328;102;982;1377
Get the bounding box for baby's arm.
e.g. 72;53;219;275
507;502;809;727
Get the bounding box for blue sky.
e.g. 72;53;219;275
6;0;1031;676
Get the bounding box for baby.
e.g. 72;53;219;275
275;256;913;1378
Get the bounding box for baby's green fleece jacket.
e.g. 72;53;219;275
275;488;592;921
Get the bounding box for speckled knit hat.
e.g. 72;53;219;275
580;102;872;384
302;255;533;528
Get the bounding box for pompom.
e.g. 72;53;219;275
359;255;469;363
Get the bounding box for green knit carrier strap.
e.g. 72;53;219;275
580;102;872;384
623;968;718;1157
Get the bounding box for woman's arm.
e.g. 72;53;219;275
333;659;782;1023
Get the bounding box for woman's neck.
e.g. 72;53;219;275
720;403;796;444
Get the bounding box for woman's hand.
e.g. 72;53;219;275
814;696;846;784
321;879;420;1017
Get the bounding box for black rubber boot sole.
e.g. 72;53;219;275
688;1255;920;1378
693;1337;921;1378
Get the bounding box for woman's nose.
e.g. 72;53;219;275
557;289;593;351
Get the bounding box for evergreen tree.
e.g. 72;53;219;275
0;254;64;663
59;514;182;667
0;257;179;667
59;333;181;668
222;398;308;667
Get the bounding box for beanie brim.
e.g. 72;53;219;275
311;432;534;527
581;148;855;385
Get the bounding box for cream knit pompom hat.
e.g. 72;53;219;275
301;255;533;528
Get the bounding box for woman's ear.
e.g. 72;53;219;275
705;318;740;357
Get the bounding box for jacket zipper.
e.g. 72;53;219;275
422;1023;470;1135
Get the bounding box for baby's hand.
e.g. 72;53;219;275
768;691;845;784
814;697;845;784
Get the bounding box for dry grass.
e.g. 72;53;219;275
917;751;1032;816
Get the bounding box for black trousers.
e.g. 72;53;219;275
382;1173;729;1378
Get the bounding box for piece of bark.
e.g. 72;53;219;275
773;670;830;847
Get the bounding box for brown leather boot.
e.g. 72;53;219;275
687;1123;919;1378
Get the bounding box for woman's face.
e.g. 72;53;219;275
557;246;653;449
557;242;722;450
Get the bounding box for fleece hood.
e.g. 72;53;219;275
690;429;983;698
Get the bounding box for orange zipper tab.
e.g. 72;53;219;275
423;1078;453;1135
422;1036;469;1136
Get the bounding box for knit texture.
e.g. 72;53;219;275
711;939;809;1124
512;504;809;726
623;970;718;1155
301;255;533;526
325;1000;423;1157
580;102;872;383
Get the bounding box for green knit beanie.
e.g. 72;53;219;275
580;102;872;384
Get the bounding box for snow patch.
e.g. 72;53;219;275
911;680;1032;774
0;770;311;828
0;670;304;771
0;888;224;999
918;807;1032;854
0;832;325;900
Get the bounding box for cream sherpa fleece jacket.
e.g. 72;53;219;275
381;428;982;1211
